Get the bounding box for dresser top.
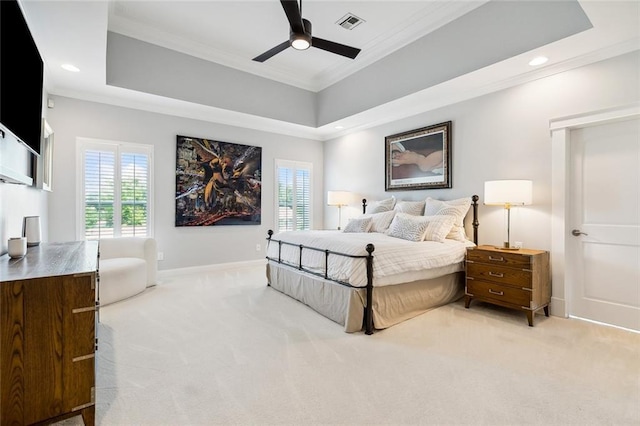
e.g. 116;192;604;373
0;241;98;282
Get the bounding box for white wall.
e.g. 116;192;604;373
46;97;324;270
0;181;48;255
323;51;640;252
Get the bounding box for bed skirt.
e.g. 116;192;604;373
266;261;464;333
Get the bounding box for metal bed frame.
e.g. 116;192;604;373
266;195;479;335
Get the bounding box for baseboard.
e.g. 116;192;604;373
158;258;267;280
549;296;567;318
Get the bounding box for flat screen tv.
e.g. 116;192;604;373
0;0;44;156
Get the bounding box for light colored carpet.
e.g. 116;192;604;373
62;263;639;425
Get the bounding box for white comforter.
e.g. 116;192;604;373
266;230;474;287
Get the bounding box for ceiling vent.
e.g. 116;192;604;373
336;13;365;30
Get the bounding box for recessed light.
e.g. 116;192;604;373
528;56;548;66
61;63;80;72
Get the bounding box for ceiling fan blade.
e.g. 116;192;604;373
252;40;290;62
311;37;361;59
280;0;304;34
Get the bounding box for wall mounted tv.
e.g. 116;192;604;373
0;0;44;156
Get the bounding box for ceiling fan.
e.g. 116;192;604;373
253;0;361;62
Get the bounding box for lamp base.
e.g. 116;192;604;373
494;242;520;251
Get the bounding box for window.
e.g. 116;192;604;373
77;138;154;239
275;160;312;232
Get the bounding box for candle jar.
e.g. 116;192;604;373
8;237;27;258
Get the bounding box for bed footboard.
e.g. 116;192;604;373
266;230;376;334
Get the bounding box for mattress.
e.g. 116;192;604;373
266;230;474;287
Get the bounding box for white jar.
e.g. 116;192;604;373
8;237;27;258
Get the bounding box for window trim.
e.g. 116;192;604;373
76;137;154;240
274;159;313;233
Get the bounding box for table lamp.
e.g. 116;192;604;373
327;191;351;230
484;180;532;250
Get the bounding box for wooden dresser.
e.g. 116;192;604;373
0;241;99;426
464;245;551;326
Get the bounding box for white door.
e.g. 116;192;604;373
569;117;640;331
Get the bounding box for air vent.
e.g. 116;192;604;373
336;13;365;30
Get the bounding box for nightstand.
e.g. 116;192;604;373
464;245;551;326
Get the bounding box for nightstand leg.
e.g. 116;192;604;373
464;295;472;309
544;306;549;317
527;311;534;327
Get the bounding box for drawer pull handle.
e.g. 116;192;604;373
488;256;505;262
72;306;96;314
72;353;95;362
488;289;504;296
488;272;504;278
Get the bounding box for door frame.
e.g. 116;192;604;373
549;102;640;318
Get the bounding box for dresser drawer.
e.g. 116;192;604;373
467;262;532;288
467;249;531;269
466;280;530;307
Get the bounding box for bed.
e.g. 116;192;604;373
266;195;479;334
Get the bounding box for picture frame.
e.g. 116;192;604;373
175;135;262;226
385;121;452;191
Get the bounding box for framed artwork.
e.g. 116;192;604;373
175;135;262;226
385;121;452;191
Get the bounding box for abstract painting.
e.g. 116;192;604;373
175;135;261;226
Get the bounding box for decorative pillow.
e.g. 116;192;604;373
343;217;373;233
386;213;433;242
394;200;426;216
422;215;456;242
424;197;472;242
363;210;396;233
367;197;396;213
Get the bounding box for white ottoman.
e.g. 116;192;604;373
98;237;158;306
99;258;147;305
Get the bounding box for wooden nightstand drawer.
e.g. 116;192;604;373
467;248;531;269
467;263;532;288
466;280;530;307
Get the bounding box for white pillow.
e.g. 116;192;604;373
367;197;396;213
394;200;425;216
424;197;472;242
343;216;373;233
387;213;434;242
363;210;396;233
422;215;457;243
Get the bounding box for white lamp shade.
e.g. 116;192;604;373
327;191;352;206
484;180;533;206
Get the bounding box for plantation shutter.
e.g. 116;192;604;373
278;166;294;231
296;168;310;230
78;139;153;240
120;153;149;237
275;160;312;232
84;150;115;239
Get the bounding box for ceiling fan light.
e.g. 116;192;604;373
291;34;311;50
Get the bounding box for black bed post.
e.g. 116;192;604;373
362;199;367;214
364;243;375;335
471;195;479;245
266;230;273;286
